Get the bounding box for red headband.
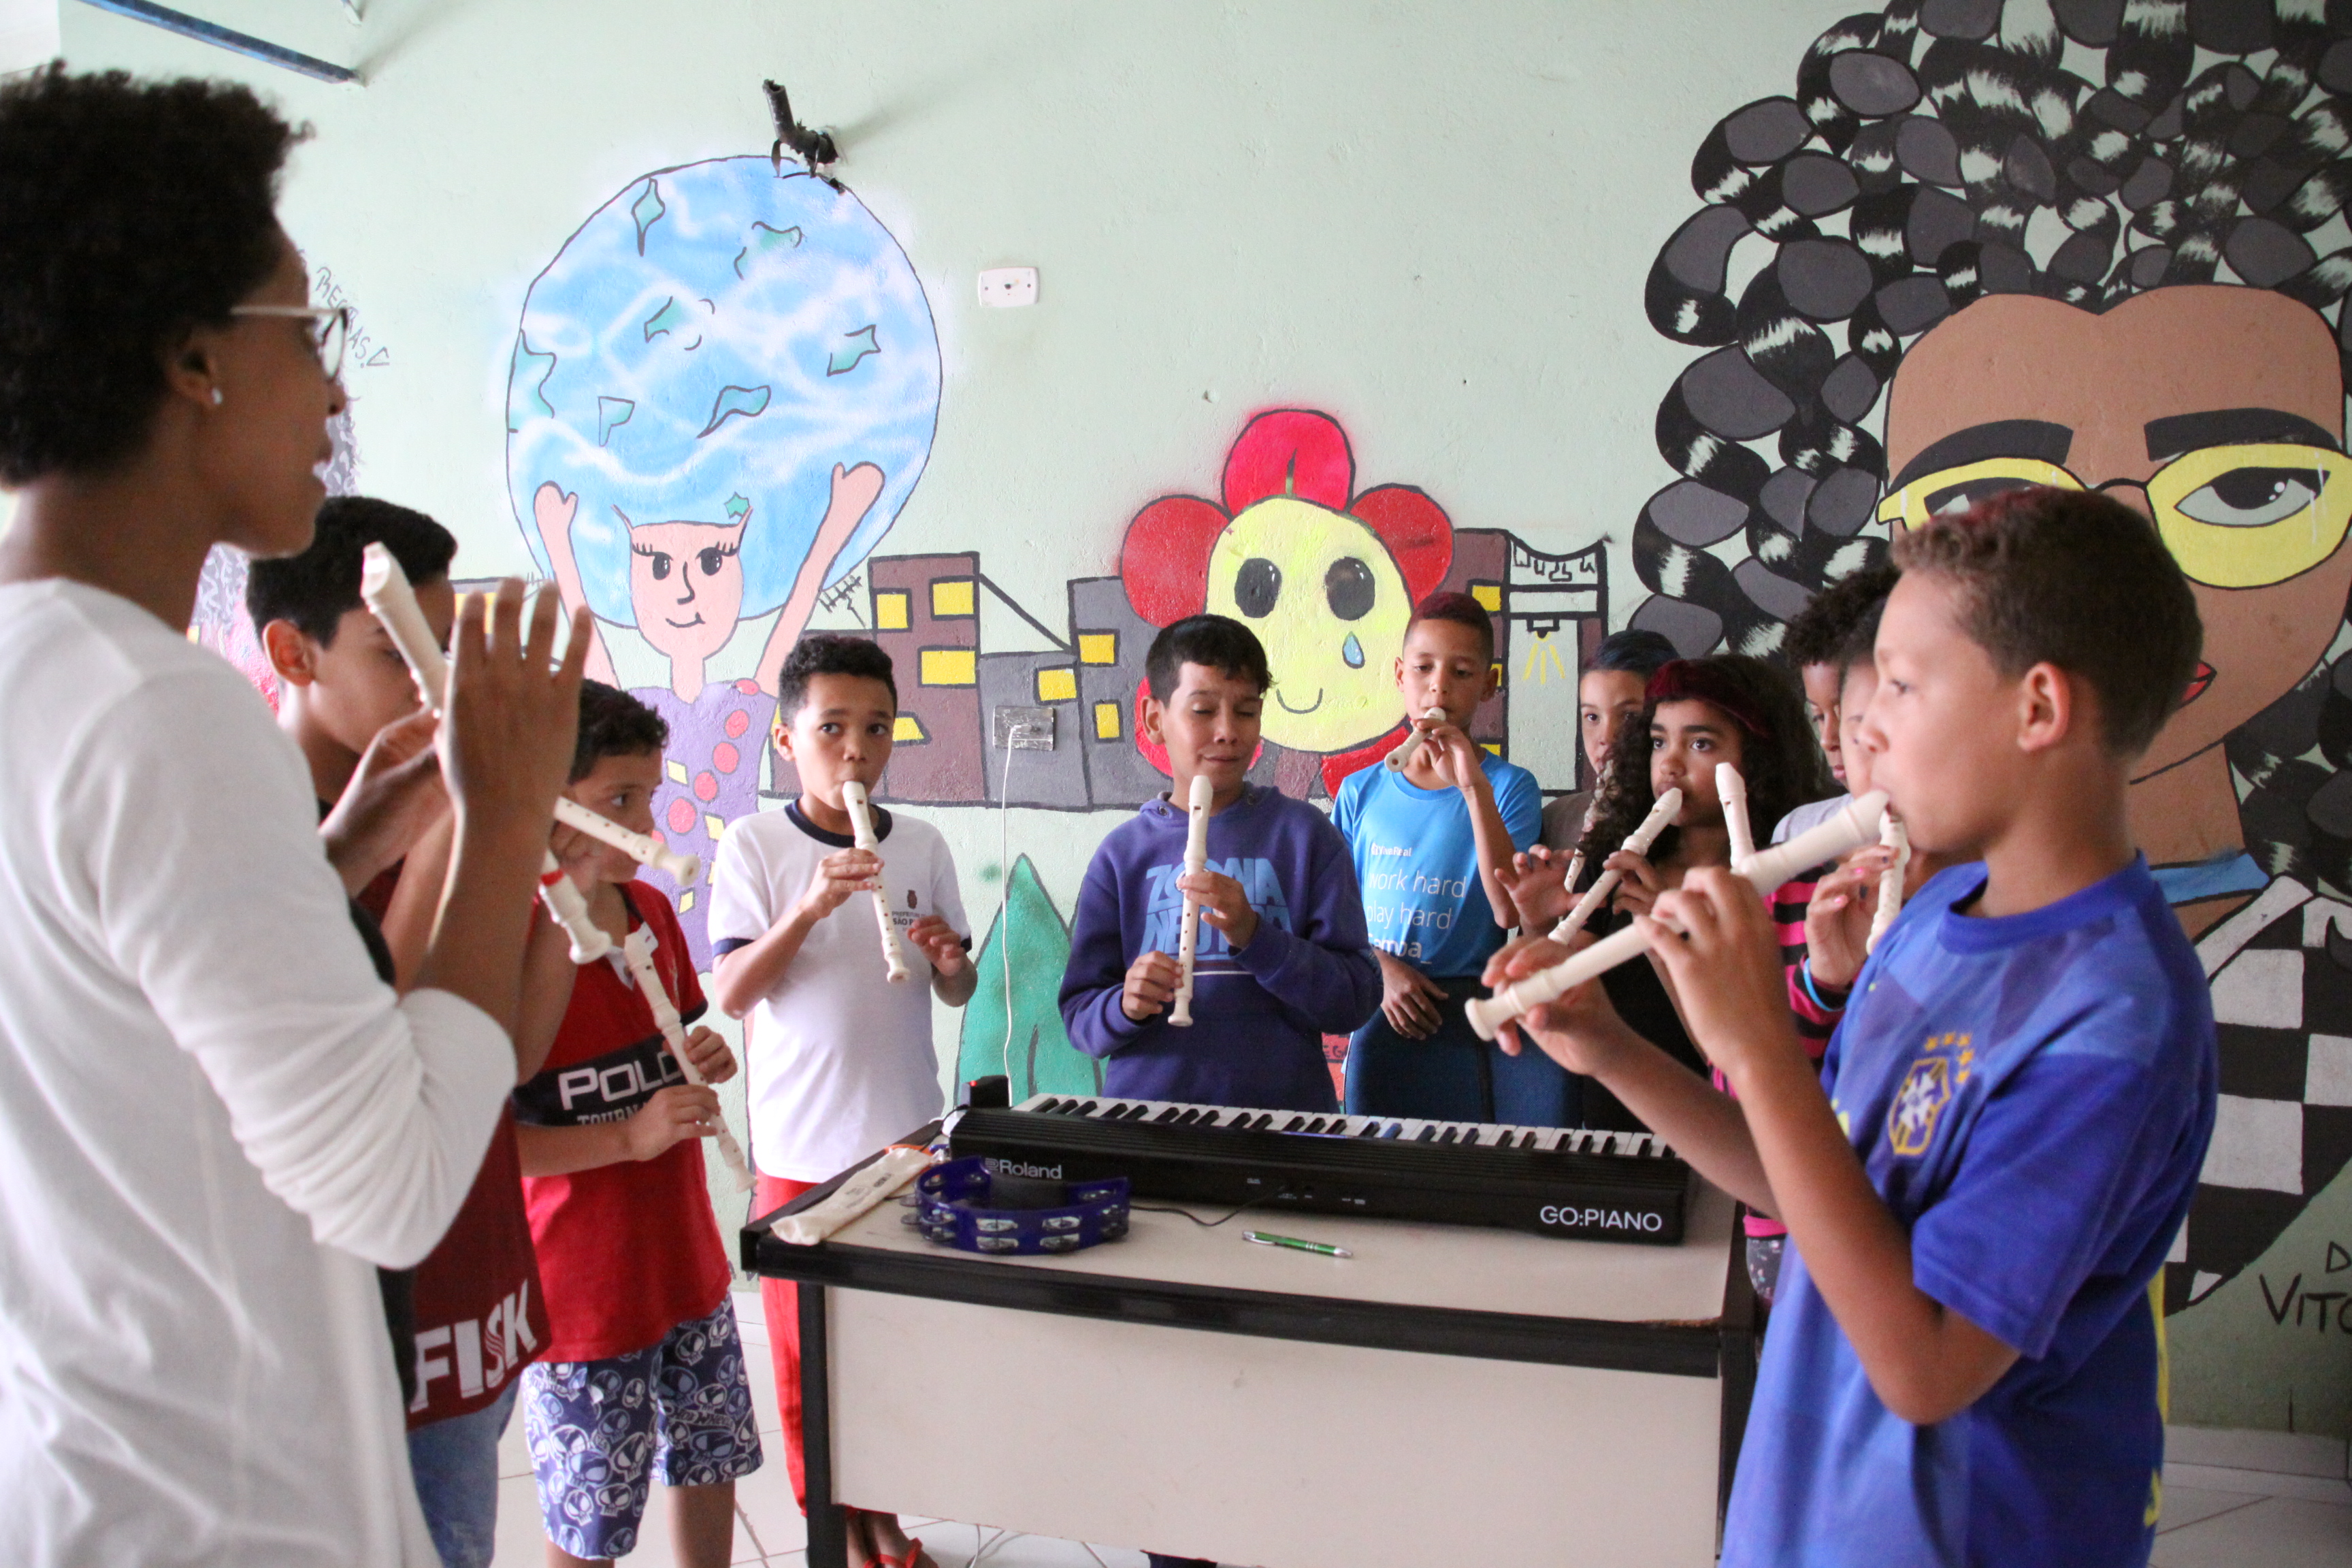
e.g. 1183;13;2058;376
1646;659;1769;737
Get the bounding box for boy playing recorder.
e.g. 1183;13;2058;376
1487;488;2217;1565
708;634;974;1568
1061;614;1380;1113
512;681;759;1568
249;497;549;1568
1060;612;1381;1568
1335;593;1546;1123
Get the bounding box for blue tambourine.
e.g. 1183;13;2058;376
914;1156;1130;1255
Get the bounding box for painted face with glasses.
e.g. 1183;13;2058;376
1878;284;2352;930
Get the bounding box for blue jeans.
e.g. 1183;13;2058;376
408;1379;520;1568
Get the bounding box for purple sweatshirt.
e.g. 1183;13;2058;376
1060;784;1381;1112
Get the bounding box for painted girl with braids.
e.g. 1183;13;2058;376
1637;0;2352;1421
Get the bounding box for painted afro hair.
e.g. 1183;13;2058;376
1637;0;2352;902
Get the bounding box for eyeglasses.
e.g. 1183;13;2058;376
1876;443;2352;589
227;303;350;380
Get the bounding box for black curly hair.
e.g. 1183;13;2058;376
1786;560;1901;669
572;680;670;782
1578;653;1833;875
777;632;898;723
1637;0;2352;896
0;67;303;483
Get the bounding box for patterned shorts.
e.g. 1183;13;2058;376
522;1298;764;1560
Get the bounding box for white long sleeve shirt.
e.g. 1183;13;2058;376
0;580;513;1565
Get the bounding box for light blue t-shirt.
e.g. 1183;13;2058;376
1331;752;1542;978
1725;856;2216;1568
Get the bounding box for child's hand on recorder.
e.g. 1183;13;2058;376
1802;843;1898;992
796;847;883;922
625;1085;724;1161
1175;867;1260;951
907;915;967;977
1638;869;1806;1083
679;1025;736;1085
1604;849;1667;919
1480;932;1642;1074
320;706;446;894
1421;718;1486;793
1121;950;1180;1022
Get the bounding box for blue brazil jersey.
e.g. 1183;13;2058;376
1725;857;2215;1568
1332;751;1541;979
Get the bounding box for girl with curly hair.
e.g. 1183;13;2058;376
1551;656;1835;1130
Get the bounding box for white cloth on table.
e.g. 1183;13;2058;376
0;580;512;1566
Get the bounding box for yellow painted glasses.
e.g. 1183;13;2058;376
1874;444;2352;589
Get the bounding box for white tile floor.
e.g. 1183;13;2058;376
488;1290;2352;1565
2152;1425;2352;1568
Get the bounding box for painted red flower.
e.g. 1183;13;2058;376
1121;410;1452;625
1119;410;1454;789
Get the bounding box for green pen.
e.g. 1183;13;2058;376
1243;1229;1352;1258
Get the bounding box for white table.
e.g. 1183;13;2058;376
747;1138;1754;1567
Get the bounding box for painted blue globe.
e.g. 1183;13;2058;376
506;156;939;625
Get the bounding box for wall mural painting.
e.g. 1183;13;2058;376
1640;0;2352;1426
765;408;1603;1107
849;408;1607;814
1123;409;1455;796
508;155;941;968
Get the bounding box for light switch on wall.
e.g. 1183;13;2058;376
977;267;1038;307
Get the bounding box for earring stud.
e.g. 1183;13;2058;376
210;387;224;406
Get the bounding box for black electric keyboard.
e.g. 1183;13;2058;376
947;1094;1694;1245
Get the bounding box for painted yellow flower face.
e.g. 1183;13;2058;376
1203;495;1412;752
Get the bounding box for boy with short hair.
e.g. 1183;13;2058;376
1770;562;1897;844
706;633;974;1568
1336;593;1548;1122
249;493;459;926
515;681;761;1568
1490;487;2216;1564
248;495;548;1568
1061;614;1381;1112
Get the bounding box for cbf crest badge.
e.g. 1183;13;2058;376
1886;1033;1974;1158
